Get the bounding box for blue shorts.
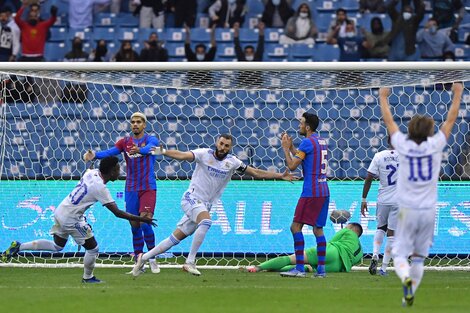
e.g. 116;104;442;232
125;190;156;216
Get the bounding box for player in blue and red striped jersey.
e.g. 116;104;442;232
281;112;330;278
83;112;160;273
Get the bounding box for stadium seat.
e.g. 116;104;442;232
196;13;210;28
264;28;284;43
95;13;117;26
215;28;234;43
289;44;315;61
239;28;259;43
139;28;166;42
49;27;68;42
93;26;116;42
69;28;93;41
116;13;139;27
216;43;236;60
247;0;265;14
341;0;360;12
316;0;340;13
314;44;340;61
44;42;68;61
454;44;470;60
265;43;289;61
190;27;211;42
166;28;186;42
116;27;139;41
243;13;262;29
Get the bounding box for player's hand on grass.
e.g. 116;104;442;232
83;149;95;161
360;201;368;217
150;144;167;156
281;170;300;183
379;87;391;98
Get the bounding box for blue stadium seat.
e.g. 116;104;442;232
93;26;116;42
458;27;470;43
215;28;234;43
166;28;186;42
341;0;360;12
44;42;68;61
116;13;139;27
116;27;139;41
190;27;211;42
289;44;315;60
316;0;340;12
264;28;284;43
49;27;68;42
243;13;262;28
239;28;259;43
314;44;340;61
196;13;210;28
454;44;470;60
247;0;265;14
2;160;41;179
164;43;186;60
265;43;289;61
69;28;93;41
216;43;236;60
95;13;117;26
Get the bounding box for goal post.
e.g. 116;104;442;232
0;62;469;270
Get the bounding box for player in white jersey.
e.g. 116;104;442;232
361;136;399;276
132;134;297;276
1;157;156;283
379;83;463;306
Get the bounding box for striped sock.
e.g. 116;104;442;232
293;232;305;272
141;223;156;251
131;226;144;256
316;235;327;273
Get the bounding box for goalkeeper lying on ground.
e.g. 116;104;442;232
246;223;363;273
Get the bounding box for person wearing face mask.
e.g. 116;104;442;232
362;17;390;59
14;3;57;61
279;3;317;44
185;24;217;61
64;36;89;62
0;7;19;61
327;8;349;41
261;0;294;28
114;40;139;62
89;39;112;62
139;32;169;61
209;0;246;28
233;22;264;61
327;20;366;61
382;0;425;61
416;17;454;59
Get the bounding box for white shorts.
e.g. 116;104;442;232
176;192;212;236
50;215;94;246
392;208;436;258
377;204;399;230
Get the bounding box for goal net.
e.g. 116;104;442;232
0;62;469;270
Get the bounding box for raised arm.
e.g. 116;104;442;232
378;87;399;136
244;167;298;181
440;82;464;139
105;202;156;226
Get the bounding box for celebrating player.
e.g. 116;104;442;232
131;134;298;276
83;112;160;273
361;136;399;276
280;112;329;278
1;156;156;283
245;222;363;273
379;82;464;306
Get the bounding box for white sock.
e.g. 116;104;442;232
142;234;180;262
410;257;425;294
381;236;394;271
393;256;410;283
186;219;212;264
373;229;385;258
20;240;63;251
83;246;99;279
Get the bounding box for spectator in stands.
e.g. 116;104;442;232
384;0;424;61
139;32;168;61
209;0;246;28
185;24;217;61
359;0;386;14
417;17;454;59
64;36;89;61
327;8;349;40
261;0;294;28
233;21;264;61
442;50;455;61
113;40;139;61
432;0;465;30
67;0;111;29
89;39;112;61
362;17;390;59
170;0;197;28
279;2;317;45
134;0;165;29
0;7;20;61
15;3;57;61
327;20;365;61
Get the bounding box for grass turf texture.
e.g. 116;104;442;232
1;268;469;313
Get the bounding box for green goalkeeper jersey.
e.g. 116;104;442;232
328;228;363;272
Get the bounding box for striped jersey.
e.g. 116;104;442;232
295;133;329;198
95;134;159;191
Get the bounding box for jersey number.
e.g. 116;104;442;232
320;150;328;175
69;182;88;205
407;156;433;182
386;164;397;186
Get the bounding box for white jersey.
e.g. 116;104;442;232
391;131;447;210
54;169;114;224
185;148;247;204
367;149;399;205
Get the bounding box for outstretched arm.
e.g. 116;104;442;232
361;173;374;217
244;167;298;181
105;202;157;226
440;82;464;139
151;145;195;161
378;87;399;136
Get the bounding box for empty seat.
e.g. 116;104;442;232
93;26;116;42
44;42;68;61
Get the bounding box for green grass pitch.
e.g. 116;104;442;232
1;268;469;313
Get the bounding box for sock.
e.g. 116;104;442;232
259;256;292;271
141;223;156;252
381;236;394;271
373;229;385;258
131;226;144;257
293;232;305;272
143;234;180;262
20;240;63;251
394;256;410;283
410;257;425;294
83;246;99;279
186;219;212;264
316;235;327;273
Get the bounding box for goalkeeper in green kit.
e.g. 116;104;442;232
245;223;363;273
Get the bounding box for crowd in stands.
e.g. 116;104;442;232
0;0;467;62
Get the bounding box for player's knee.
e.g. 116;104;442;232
198;219;212;230
378;225;387;232
86;245;99;255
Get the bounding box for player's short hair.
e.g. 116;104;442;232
130;112;147;123
349;222;363;237
302;112;319;132
218;133;233;143
408;115;434;144
99;156;119;175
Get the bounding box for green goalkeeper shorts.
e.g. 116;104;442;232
305;244;344;272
